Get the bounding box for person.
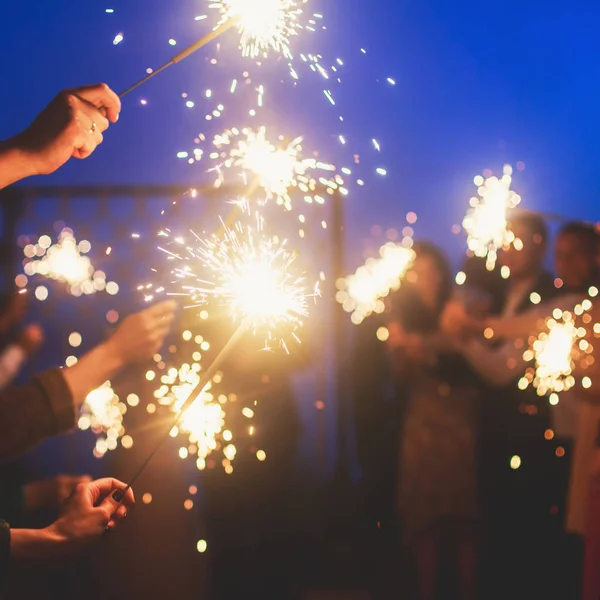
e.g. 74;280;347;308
442;213;562;599
386;242;480;600
0;83;120;189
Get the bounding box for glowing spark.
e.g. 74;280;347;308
462;165;522;270
210;0;303;58
113;33;124;45
78;381;127;458
336;241;416;325
156;362;228;466
519;300;596;397
206;126;340;211
22;228;110;297
163;216;314;348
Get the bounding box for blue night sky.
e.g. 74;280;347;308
2;0;600;269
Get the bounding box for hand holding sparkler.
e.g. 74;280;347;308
105;300;177;364
63;301;176;405
0;84;120;188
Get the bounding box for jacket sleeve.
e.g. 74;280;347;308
0;369;76;463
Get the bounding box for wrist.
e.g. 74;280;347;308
11;526;66;560
100;338;127;370
0;137;38;184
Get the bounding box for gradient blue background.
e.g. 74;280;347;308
2;0;599;268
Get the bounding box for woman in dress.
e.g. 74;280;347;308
386;242;480;600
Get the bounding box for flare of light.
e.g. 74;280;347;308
22;228;115;297
336;241;416;325
207;126;342;211
210;0;303;58
78;381;127;458
160;214;315;350
462;165;522;270
155;362;229;467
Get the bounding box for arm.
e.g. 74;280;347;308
458;337;524;387
485;293;583;340
0;301;175;462
1;478;134;586
0;83;120;190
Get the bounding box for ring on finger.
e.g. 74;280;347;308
89;121;97;134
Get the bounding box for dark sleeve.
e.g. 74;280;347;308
0;519;9;585
0;369;76;463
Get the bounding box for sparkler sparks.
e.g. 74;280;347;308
210;0;303;58
154;361;231;471
206;126;344;211
78;381;127;458
21;228;117;297
160;215;314;350
462;165;522;270
336;241;416;325
520;296;597;398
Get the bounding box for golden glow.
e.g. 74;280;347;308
212;0;302;58
336;241;415;325
78;381;126;458
510;455;521;469
163;215;312;349
462;165;521;270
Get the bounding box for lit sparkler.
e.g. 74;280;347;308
78;381;127;458
206;126;345;211
462;165;522;270
520;294;597;398
161;214;314;349
210;0;303;58
153;360;232;471
336;241;416;325
20;228;117;297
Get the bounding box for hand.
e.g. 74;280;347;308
440;300;480;339
16;323;44;356
385;320;407;350
12;83;121;177
45;478;134;552
23;475;92;512
106;301;177;365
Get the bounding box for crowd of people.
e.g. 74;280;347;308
353;214;600;599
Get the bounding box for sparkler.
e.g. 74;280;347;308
21;228;116;298
114;215;313;501
205;126;345;211
519;295;597;398
336;241;416;325
154;360;234;472
78;381;127;457
119;0;303;97
462;165;522;271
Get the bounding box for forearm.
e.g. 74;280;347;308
11;527;65;559
460;339;521;386
0;138;35;190
61;340;125;405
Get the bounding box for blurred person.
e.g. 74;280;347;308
442;213;562;599
0;83;120;189
386;242;480;600
202;320;302;600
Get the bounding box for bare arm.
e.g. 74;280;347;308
0;84;120;190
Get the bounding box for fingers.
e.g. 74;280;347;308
72;83;121;123
88;477;135;509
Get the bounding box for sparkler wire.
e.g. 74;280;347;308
112;320;247;503
118;17;240;98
